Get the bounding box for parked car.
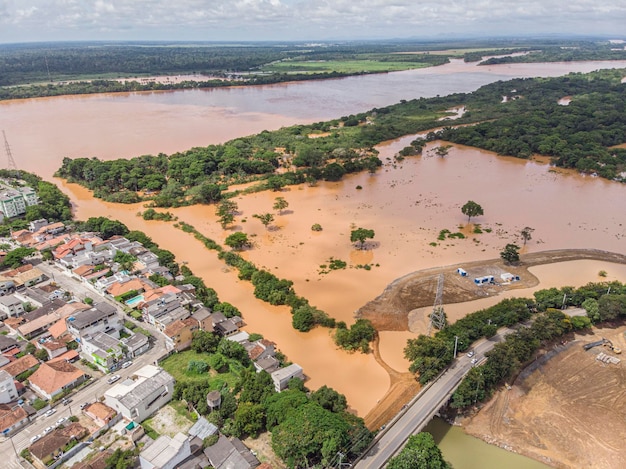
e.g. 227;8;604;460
121;361;132;369
107;374;121;384
43;426;54;435
471;357;478;365
62;398;72;406
56;417;67;426
466;350;475;358
30;435;41;443
79;402;89;410
43;409;56;418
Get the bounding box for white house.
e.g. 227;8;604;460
104;365;174;423
139;432;191;469
67;303;122;340
0;370;18;404
0;294;24;319
271;363;304;392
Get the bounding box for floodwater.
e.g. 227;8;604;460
425;417;550;469
3;59;626;180
3;59;626;417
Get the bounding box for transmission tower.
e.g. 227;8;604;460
428;273;446;334
3;130;18;171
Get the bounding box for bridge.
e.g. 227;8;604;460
355;330;512;468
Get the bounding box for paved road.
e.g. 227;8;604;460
356;331;511;468
1;260;168;466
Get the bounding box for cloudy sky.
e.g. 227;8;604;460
1;0;625;43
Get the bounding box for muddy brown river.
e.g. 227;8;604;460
2;60;626;421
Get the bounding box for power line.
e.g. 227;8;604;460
2;130;18;171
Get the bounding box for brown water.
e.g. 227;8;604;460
3;60;626;417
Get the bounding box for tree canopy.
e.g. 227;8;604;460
461;200;483;222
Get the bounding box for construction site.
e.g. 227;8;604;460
463;326;626;469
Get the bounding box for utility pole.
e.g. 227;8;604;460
2;130;18;171
453;336;458;358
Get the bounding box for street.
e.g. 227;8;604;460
1;260;168;467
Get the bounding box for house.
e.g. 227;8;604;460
72;264;111;282
0;402;29;435
0;294;24;319
39;339;68;360
0;369;18;403
53;237;96;266
163;317;199;352
191;307;213;332
0;335;19;354
0;278;16;296
104;365;174;423
106;278;154;298
271;363;304;392
80;332;125;371
2;264;46;288
203;434;260;469
83;401;119;427
66;303;122;340
28;360;86;400
17;308;68;340
142;294;190;330
121;332;150;358
29;422;88;466
253;356;280;374
139;432;191;469
0;354;40;378
188;416;218;440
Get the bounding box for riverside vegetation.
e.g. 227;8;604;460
56;67;626;211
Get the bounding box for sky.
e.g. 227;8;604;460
1;0;625;44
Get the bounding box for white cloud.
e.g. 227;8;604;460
0;0;625;42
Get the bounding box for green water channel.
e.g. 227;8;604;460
424;418;551;469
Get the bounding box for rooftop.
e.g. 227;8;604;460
188;416;218;440
140;432;189;467
84;401;116;422
29;423;88;460
106;365;173;409
0;354;39;377
0;334;18;352
28;360;85;395
0;402;28;433
68;303;117;330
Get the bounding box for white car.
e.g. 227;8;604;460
466;351;475;358
56;417;67;426
43;409;56;418
471;357;478;365
30;435;41;443
121;361;132;369
43;426;54;435
107;374;121;384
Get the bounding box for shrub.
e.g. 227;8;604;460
311;223;323;232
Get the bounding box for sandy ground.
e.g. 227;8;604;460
463;326;626;469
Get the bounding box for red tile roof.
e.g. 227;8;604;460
28;360;84;396
0;354;39;377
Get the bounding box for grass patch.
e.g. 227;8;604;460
170;400;198;422
141;419;159;440
261;59;430;74
160;350;242;390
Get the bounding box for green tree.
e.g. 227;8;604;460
113;251;137;272
224;232;251;251
350;228;375;250
216;200;238;229
311;385;347;413
273;196;289;215
191;330;220;354
520;226;534;245
461;200;484;223
292;305;315;332
105;448;136;469
434;144;452;158
253;213;274;230
582;297;600;322
500;243;520;265
233;402;266;438
34;349;49;361
387;432;451;469
2;247;35;268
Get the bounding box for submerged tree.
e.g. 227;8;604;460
520;226;534;245
500;243;520;265
253;213;274;230
273;197;289;215
350;228;375;250
461;200;484;223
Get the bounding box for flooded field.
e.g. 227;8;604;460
3;59;626;418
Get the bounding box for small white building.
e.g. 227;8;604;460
0;294;24;319
104;365;174;423
271;363;304;392
0;370;18;404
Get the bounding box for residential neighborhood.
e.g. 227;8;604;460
0;220;303;468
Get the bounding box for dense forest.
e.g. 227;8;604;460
3;38;624;101
56;68;626;210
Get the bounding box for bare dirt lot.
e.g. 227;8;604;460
463;326;626;469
